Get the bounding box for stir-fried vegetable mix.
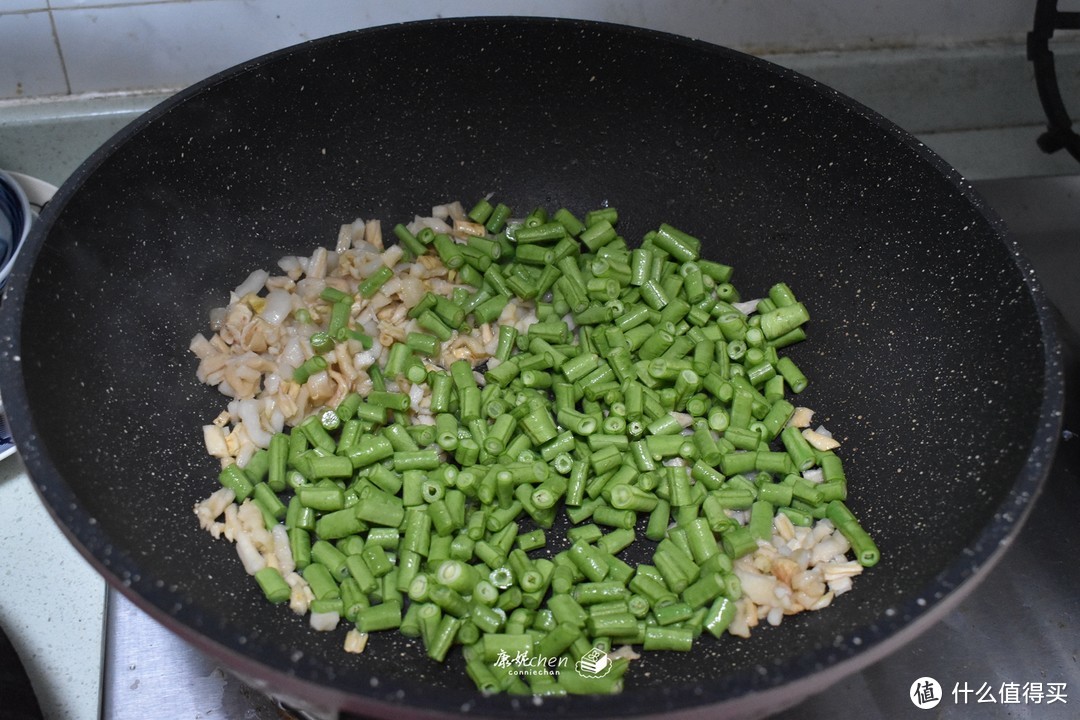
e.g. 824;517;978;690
191;199;878;695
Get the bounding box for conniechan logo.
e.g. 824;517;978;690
575;647;613;678
492;645;612;679
493;649;569;675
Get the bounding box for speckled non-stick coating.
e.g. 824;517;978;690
0;17;1063;720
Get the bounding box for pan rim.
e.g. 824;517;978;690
0;15;1065;718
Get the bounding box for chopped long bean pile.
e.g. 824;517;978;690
192;199;878;695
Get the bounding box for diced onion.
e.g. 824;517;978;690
234;269;269;298
278;256;302;275
344;630;369;654
279;337;306;371
236;399;273;448
802;427;841;451
208;307;226;331
235;531;266;575
271;524;295;575
202;425;229;457
309;611;340;632
260;289;293;326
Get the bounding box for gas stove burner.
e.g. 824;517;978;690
1029;0;1080;163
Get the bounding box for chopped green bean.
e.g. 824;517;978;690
201;198;879;699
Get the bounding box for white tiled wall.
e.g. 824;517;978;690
0;0;1041;101
1;9;66;97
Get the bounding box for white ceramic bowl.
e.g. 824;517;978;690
0;170;55;461
0;169;33;288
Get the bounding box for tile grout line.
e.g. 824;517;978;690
41;0;218;11
44;2;72;96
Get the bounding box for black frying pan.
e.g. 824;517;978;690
0;18;1063;719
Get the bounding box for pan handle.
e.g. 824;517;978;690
1028;0;1080;163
